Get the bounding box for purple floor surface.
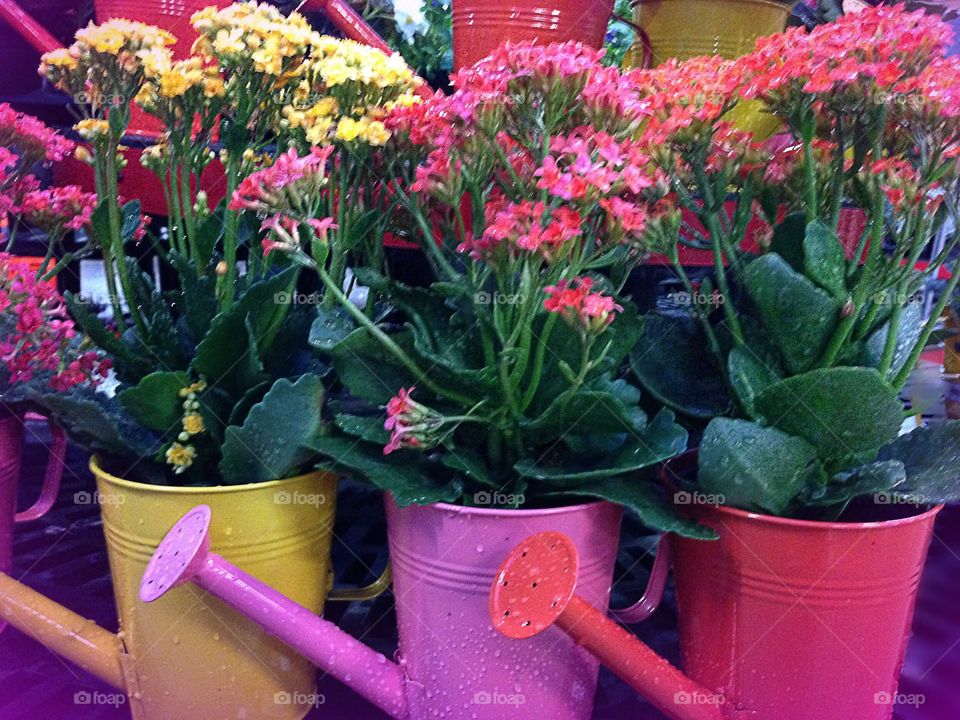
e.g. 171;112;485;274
0;419;958;719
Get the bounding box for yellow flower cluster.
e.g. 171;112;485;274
283;38;421;148
191;1;317;78
40;19;177;127
165;380;208;474
136;55;226;121
311;37;417;90
74;118;111;142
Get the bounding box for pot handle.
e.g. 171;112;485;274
327;561;393;602
608;534;671;624
14;415;66;523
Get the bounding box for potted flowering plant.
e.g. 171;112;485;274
625;6;960;718
1;105;101;593
248;41;706;720
1;5;418;718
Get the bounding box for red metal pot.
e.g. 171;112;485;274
452;0;615;69
672;499;941;720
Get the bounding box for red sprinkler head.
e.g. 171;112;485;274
140;504;212;603
490;531;579;639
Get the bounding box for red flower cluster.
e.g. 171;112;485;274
383;386;445;455
0;254;109;391
632;55;746;143
544;277;622;333
740;4;951;109
466;198;582;264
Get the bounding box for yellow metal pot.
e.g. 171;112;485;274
94;458;338;720
624;0;791;137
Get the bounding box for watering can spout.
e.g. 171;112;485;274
0;571;126;689
141;505;410;720
489;532;726;720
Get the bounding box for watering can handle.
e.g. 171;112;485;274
608;534;671;624
14;415;66;523
327;561;392;602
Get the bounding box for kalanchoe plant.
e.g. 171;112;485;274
0;254;108;406
33;6;418;486
629;5;960;519
0;104;97;277
253;42;709;537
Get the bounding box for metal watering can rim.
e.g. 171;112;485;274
659;451;945;532
90;455;335;495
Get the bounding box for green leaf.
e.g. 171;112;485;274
439;449;497;488
65;291;153;384
192;267;297;393
878;421;960;502
218;374;325;484
37;388;161;459
860;301;923;379
630;315;732;419
168;252;218;340
727;345;781;418
308;306;357;353
329;327;417;404
805;460;906;507
768;213;807;272
514;409;687;483
334;414;390;443
118;371;190;432
699;418;820;515
803;220;846;298
520;376;645;445
549;479;716;539
307;435;462;506
754;367;904;460
744;253;840;373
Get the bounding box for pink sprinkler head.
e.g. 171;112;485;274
489;531;580;640
140;505;213;603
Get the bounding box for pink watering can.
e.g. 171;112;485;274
0;410;66;632
141;504;713;720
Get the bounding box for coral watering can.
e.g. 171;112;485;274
140;503;708;720
489;531;725;720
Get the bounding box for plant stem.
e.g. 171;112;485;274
316;265;476;406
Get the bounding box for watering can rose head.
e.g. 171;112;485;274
624;4;960;521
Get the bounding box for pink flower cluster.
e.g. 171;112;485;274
230;146;337;254
464;198;582;264
536;131;655;201
0;254;109;391
0;103;75;167
14;185;97;232
631;56;746;143
453;41;603;95
544;277;622;333
231;146;334;214
383;386;444;454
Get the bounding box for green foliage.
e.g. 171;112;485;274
637;213;948;520
37;252;322;486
